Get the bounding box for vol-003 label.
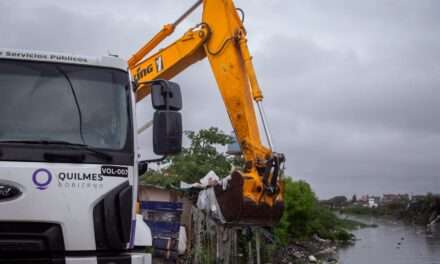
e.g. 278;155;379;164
101;166;129;177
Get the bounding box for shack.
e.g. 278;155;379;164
138;184;193;261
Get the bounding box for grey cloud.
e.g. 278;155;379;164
1;0;439;198
248;1;440;197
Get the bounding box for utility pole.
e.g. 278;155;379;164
255;229;261;264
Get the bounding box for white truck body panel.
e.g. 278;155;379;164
0;161;133;250
134;214;152;247
0;49;153;264
0;48;127;71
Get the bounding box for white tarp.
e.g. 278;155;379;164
177;226;187;255
180;170;232;223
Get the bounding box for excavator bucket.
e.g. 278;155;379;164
214;171;284;226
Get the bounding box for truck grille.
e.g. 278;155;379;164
93;181;132;250
0;222;64;256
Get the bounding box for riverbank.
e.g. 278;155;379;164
270;180;379;264
271;217;375;264
338;195;440;228
272;236;340;264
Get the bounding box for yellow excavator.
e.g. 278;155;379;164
130;0;285;226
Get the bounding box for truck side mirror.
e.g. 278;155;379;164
151;80;182;111
153;111;182;155
151;80;183;156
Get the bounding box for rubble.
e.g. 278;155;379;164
271;235;342;264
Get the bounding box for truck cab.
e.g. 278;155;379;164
0;49;180;264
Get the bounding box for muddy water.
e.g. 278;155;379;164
338;216;440;264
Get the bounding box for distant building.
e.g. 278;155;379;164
411;195;425;202
359;195;369;203
400;194;410;201
368;198;378;208
383;194;398;203
372;196;381;202
382;193;409;204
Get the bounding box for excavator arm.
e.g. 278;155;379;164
130;0;285;225
129;24;208;101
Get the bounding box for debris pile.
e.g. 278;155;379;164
272;236;340;264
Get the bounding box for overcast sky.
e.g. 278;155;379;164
1;0;439;198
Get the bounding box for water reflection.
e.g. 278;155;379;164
338;215;440;264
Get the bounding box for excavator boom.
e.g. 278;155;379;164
130;0;285;225
132;26;208;101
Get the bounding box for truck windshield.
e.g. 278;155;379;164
0;60;130;150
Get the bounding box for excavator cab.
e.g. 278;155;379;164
130;0;285;226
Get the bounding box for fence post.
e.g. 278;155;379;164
255;229;261;264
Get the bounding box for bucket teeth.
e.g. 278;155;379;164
214;171;284;226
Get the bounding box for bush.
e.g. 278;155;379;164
275;179;354;244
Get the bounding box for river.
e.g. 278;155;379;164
338;215;440;264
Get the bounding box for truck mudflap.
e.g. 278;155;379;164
0;253;152;264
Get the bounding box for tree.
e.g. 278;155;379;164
352;194;357;203
275;179;353;244
328;196;348;207
275;179;318;242
141;127;234;186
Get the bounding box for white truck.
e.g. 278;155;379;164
0;1;288;262
0;49;183;264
